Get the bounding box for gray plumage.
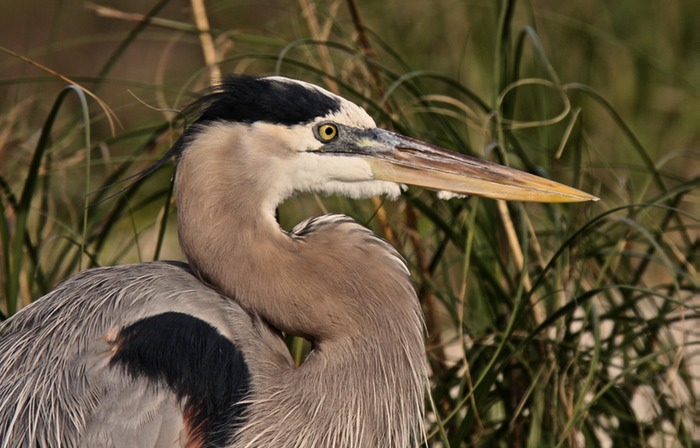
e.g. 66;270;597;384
0;75;596;448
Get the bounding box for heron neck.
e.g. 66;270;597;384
232;332;426;447
174;124;390;340
175;124;427;446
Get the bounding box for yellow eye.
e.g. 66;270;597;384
317;123;338;142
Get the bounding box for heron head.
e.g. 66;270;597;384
178;75;597;205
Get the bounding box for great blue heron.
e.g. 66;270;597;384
0;75;596;447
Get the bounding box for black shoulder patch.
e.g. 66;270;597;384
192;75;341;126
110;312;250;446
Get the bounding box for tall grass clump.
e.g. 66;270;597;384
0;0;697;446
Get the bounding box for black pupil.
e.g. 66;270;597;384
324;127;333;136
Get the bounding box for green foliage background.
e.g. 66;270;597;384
0;0;697;446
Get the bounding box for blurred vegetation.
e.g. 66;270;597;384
0;0;697;446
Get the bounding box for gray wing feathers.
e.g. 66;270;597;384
0;261;254;448
81;386;182;447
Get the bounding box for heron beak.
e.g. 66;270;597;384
356;129;598;203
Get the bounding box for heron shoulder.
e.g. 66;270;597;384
108;311;250;446
0;261;288;447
